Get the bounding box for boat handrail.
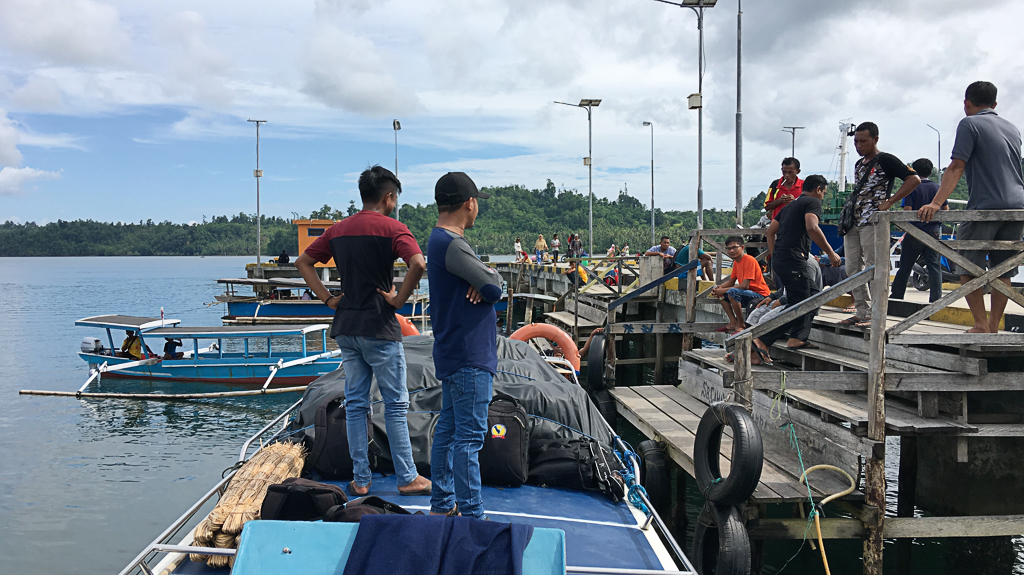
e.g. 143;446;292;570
118;398;303;575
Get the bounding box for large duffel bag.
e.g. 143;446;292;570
260;477;348;521
305;394;378;480
479;392;530;487
527;437;626;502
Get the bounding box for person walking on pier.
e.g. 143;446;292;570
427;171;503;519
535;234;548;262
550;233;561;262
295;165;431;498
711;236;772;333
764;157;803;220
919;81;1024;333
891;159;948;302
766;174;842;348
841;122;922;326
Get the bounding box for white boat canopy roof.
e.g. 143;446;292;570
144;324;330;339
217;277;342;289
76;315;182;331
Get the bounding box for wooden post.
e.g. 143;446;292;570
686;232;700;323
864;212;891;575
670;466;688;541
896;436;918;575
734;333;753;411
524;295;535;326
573;260;579;343
606;306;617;389
654;286;665;385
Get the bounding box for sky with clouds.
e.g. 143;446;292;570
1;0;1023;225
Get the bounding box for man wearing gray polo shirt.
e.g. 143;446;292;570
920;81;1024;333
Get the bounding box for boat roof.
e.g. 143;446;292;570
143;324;330;338
217;277;341;289
76;315;181;331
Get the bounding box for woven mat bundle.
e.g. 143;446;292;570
190;442;305;568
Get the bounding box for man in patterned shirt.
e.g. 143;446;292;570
841;122;921;325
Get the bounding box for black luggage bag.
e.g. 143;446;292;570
260;477;348;521
479;392;530;487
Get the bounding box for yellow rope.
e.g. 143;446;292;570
797;464;857;575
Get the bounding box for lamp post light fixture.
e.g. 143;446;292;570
643;121;655;244
247;119;267;278
393;119;401;221
653;0;716;230
555;98;601;257
927;123;941;183
781;126;804;157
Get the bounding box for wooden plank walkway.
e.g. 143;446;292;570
610;385;863;504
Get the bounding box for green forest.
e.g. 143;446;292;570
0;173;967;257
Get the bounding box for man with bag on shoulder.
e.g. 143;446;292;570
839;122;921;326
427;172;503;519
295;165;431;499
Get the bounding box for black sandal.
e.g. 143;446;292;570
753;347;773;366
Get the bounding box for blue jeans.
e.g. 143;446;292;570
335;335;418;487
725;288;764;308
430;367;493;518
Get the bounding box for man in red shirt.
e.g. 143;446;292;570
710;236;771;333
294;165;431;498
764;157;804;220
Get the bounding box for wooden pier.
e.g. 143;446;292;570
495;209;1024;575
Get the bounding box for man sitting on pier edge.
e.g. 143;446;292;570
710;236;772;333
295;164;432;499
644;236;676;274
766;174;842;349
919;81;1024;334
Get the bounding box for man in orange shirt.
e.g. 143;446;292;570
764;158;804;220
710;236;771;333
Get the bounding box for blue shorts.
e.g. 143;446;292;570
725;288;766;307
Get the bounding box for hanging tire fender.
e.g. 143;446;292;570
693;402;764;505
637;439;670;515
586;333;607;392
692;503;751;575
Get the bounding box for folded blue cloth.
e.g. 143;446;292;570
342;514;534;575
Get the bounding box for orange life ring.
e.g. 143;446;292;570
396;313;421;336
510;323;580;372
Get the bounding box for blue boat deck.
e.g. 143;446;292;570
168;474;677;574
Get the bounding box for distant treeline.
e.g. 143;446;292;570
1;174;967;257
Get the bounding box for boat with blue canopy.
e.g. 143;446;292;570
76;315;342;389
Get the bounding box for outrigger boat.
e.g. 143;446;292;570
76;315;342;389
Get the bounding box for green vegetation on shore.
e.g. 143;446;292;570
0;174;968;257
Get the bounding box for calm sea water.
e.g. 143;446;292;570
1;256;1021;575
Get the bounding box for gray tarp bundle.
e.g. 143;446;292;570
292;335;613;475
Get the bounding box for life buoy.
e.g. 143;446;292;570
395;314;420;336
510;323;580;372
693;402;763;505
692;503;751;575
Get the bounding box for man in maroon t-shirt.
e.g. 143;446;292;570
295;165;431;498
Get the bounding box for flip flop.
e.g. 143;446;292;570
787;342;820;350
838;315;864;325
349;480;371;496
753;347;774;366
398;478;432;496
842;306;857;314
715;326;730;333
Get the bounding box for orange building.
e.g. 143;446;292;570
293;219;337;267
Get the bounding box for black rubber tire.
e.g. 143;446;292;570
637;440;670;516
692;504;751;575
590;389;617;430
586;333;607;392
911;271;929;292
693;402;764;505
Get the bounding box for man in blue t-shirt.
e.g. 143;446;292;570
427;172;503;519
673;244;713;281
891;159;948;302
645;236;677;274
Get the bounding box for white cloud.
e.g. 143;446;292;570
10;75;64;112
17;131;85;150
0;0;130;66
157;11;234;107
0;110;23;167
0;166;61;195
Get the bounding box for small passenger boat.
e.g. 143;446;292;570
76;315;342;388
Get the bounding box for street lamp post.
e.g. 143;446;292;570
781;126;804;157
393;119;401;220
654;0;716;231
927;124;941;183
247;119;266;278
643;121;655;244
555;99;601;257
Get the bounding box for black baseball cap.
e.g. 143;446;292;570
435;172;490;206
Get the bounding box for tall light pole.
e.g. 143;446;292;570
393;119;401;220
643;121;655;243
735;0;743;228
555;98;601;256
654;0;716;231
781;126;804;157
927;123;941;183
247;119;266;278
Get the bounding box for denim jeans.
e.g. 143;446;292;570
891;231;942;302
429;366;493;519
725;287;765;308
335;335;418;488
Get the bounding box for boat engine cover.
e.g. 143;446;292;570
81;337;103;353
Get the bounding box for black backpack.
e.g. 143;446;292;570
260;478;348;521
306;395;378;480
322;496;417;523
527;437;627;502
479;392;530;487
